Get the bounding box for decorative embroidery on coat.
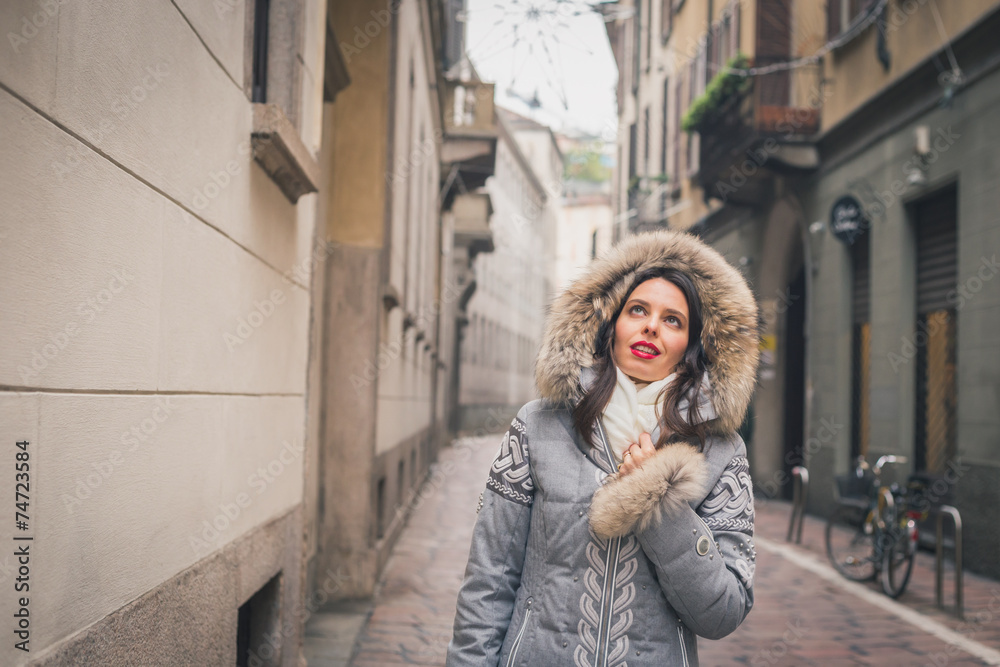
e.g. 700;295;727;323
486;418;534;506
698;456;754;535
574;531;639;667
698;455;756;588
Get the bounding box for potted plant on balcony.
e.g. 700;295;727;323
681;53;751;135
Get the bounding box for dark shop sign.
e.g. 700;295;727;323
830;195;869;245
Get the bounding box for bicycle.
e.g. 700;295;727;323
825;455;930;598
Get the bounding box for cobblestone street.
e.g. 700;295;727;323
309;434;1000;666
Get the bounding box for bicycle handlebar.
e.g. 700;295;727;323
873;454;908;476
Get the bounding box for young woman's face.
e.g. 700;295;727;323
612;278;690;386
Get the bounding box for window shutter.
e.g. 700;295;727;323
827;0;842;39
916;188;958;314
756;0;791;105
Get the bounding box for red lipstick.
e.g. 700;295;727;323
630;341;660;359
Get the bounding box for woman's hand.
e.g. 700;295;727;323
618;432;656;475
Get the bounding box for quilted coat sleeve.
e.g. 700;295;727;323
446;408;535;667
634;437;755;640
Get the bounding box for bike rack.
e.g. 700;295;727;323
786;466;808;544
935;505;963;619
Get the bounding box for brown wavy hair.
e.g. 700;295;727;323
572;268;711;450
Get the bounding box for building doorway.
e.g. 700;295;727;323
913;186;958;475
781;265;807;499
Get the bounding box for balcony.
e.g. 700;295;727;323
694;61;822;206
440;73;498;210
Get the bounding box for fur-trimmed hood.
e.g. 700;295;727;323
536;230;759;434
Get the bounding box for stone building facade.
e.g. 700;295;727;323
456;108;561;430
0;0;327;663
607;0;1000;578
0;0;497;664
306;0;497;604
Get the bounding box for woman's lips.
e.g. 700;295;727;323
630;343;660;360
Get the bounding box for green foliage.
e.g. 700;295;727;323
681;53;751;134
564;145;612;183
628;173;669;194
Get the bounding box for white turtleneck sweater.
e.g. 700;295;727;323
600;366;677;464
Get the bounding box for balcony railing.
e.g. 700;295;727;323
695;61;822;204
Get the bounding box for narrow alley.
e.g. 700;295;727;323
307;433;1000;667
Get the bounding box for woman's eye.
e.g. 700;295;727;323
630;305;645;315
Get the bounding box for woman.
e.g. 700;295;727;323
447;230;759;667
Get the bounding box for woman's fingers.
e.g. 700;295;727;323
618;434;654;476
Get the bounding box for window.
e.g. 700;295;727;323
643;106;651;176
827;0;878;39
850;232;870;460
660;0;673;41
247;0;320;203
645;0;652;71
632;2;641;93
661;77;669;212
376;477;386;538
237;575;282;667
251;0;269;103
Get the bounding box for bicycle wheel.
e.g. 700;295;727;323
881;516;916;598
826;503;877;581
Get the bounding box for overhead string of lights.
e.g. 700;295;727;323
461;0;608;110
707;0;963;90
708;0;891;78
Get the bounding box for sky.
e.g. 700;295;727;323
463;0;620;138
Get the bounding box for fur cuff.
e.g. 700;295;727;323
589;444;708;539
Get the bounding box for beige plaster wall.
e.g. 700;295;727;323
326;0;392;248
0;0;326;661
821;1;997;131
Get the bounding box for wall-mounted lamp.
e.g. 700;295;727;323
906;125;932;187
807;220;827;276
915;125;931;156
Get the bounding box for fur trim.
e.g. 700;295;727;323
535;230;759;433
589;444;708;539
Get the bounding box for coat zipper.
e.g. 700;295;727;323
593;419;621;667
506;597;532;667
677;625;690;667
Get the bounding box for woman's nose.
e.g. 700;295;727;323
643;318;658;335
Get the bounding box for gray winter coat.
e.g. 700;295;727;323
447;231;760;667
